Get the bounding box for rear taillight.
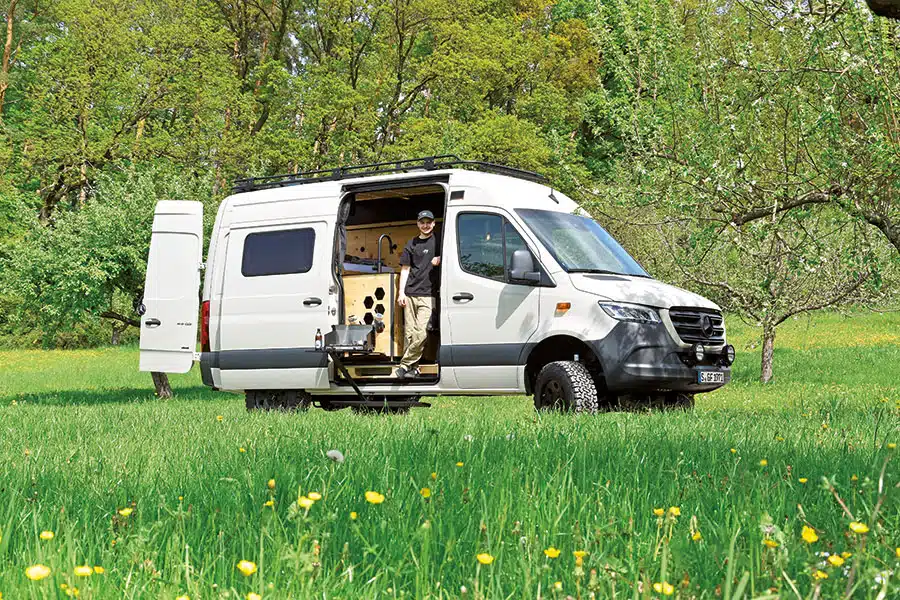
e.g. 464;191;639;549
200;300;210;352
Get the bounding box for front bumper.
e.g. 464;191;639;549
590;321;730;393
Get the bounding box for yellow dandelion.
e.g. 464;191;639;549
544;546;560;558
476;553;494;565
573;550;588;558
553;581;562;591
887;443;896;450
64;587;79;598
763;539;778;548
653;582;674;596
176;596;190;600
74;565;92;577
842;552;853;559
365;491;385;504
813;570;828;580
93;566;105;574
849;522;869;534
420;487;431;499
692;531;702;541
799;478;808;484
264;500;274;507
431;472;437;480
236;560;258;576
851;474;858;482
801;526;818;544
25;564;51;581
350;511;358;520
117;507;133;517
653;508;665;517
730;448;736;454
668;506;681;517
247;593;262;600
308;492;322;501
895;547;900;558
456;462;464;467
759;459;768;467
297;496;314;510
216;415;223;422
239;447;246;453
267;479;276;490
39;530;54;541
827;555;844;567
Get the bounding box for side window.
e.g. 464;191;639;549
458;212;534;283
241;228;316;277
458;213;505;281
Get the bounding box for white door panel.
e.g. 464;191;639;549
445;207;540;390
217;220;333;390
139;201;203;373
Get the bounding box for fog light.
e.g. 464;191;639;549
692;343;705;364
723;344;735;366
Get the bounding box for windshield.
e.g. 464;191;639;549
516;209;650;277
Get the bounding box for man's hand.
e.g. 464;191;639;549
431;256;441;267
398;293;408;307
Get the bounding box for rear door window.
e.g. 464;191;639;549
241;228;316;277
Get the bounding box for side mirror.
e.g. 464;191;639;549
509;249;541;283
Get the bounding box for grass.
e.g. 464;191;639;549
0;311;898;599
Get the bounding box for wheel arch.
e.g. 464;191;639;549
523;335;605;395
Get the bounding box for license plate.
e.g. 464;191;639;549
698;371;725;384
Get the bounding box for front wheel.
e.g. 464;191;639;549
533;361;598;414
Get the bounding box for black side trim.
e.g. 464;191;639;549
444;343;533;367
212;348;328;370
200;354;215;386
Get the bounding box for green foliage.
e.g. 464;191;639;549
0;164;214;347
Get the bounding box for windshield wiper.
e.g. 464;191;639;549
568;268;652;278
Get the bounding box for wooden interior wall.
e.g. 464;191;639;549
342;273;404;357
345;220;444;270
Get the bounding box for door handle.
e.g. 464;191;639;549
452;292;474;302
303;297;322;307
145;318;161;328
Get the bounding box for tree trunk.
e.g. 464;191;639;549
151;372;173;398
0;0;19;116
760;323;776;384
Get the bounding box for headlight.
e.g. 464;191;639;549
599;302;661;324
692;343;705;363
724;344;735;366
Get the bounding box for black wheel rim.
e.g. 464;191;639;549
541;380;563;408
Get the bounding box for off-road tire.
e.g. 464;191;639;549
533;361;599;414
245;390;312;412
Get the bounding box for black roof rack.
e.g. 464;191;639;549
232;155;547;193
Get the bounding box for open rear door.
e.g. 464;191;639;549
139;201;204;373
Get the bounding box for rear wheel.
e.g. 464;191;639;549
533;361;598;414
245;390;312;411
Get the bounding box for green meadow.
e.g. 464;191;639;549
0;312;898;599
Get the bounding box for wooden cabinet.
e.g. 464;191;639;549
342;273;404;358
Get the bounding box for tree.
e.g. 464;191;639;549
582;0;898;381
0;164;216;395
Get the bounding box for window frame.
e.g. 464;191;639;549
455;211;542;285
240;227;317;278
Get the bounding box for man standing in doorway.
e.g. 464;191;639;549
395;210;440;379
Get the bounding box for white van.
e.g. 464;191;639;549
139;156;733;412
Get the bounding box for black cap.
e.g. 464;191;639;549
417;210;435;221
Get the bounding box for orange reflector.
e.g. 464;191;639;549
556;302;571;312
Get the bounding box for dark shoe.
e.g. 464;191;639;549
395;367;408;379
403;368;420;379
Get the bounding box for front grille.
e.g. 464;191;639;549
669;308;725;345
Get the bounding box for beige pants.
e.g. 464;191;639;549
399;296;434;369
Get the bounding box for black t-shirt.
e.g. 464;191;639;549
399;233;441;297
